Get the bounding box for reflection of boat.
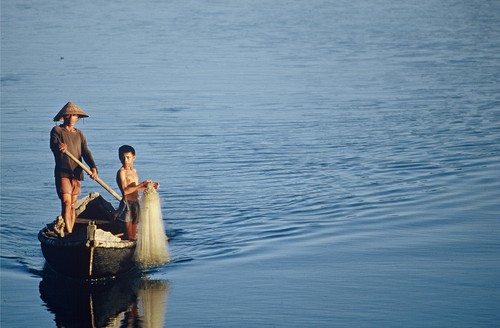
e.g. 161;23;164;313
40;267;170;328
40;267;140;328
38;193;136;279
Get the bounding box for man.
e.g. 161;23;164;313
50;102;98;234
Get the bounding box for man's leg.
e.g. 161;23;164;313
61;193;73;233
70;194;78;232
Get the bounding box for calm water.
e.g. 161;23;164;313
2;0;500;327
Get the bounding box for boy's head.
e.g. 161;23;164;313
119;145;136;164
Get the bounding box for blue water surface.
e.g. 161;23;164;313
1;0;500;327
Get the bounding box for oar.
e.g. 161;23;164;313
63;150;122;201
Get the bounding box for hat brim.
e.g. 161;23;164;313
53;102;90;121
53;113;89;121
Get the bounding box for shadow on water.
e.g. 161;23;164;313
39;266;169;328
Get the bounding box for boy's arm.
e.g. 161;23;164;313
117;169;127;195
117;169;151;196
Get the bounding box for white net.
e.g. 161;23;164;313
134;183;170;266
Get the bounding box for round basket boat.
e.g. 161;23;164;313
39;192;136;279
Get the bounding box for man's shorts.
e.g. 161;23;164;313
56;177;81;199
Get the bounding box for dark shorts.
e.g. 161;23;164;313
56;177;81;199
117;199;140;224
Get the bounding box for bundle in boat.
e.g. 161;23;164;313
134;183;170;266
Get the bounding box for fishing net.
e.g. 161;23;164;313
134;183;170;266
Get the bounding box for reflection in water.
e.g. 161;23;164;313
136;280;169;328
39;267;169;327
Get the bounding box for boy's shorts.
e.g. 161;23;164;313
56;177;81;199
117;199;140;224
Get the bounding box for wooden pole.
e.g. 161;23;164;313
63;150;122;201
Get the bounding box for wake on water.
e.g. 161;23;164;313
134;183;170;266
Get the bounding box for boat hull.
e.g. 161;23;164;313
39;234;136;279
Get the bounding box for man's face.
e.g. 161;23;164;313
64;114;79;125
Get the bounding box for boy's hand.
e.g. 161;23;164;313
142;180;160;189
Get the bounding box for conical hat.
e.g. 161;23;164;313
53;102;90;121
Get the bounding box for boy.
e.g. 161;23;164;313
116;145;160;240
50;102;99;235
